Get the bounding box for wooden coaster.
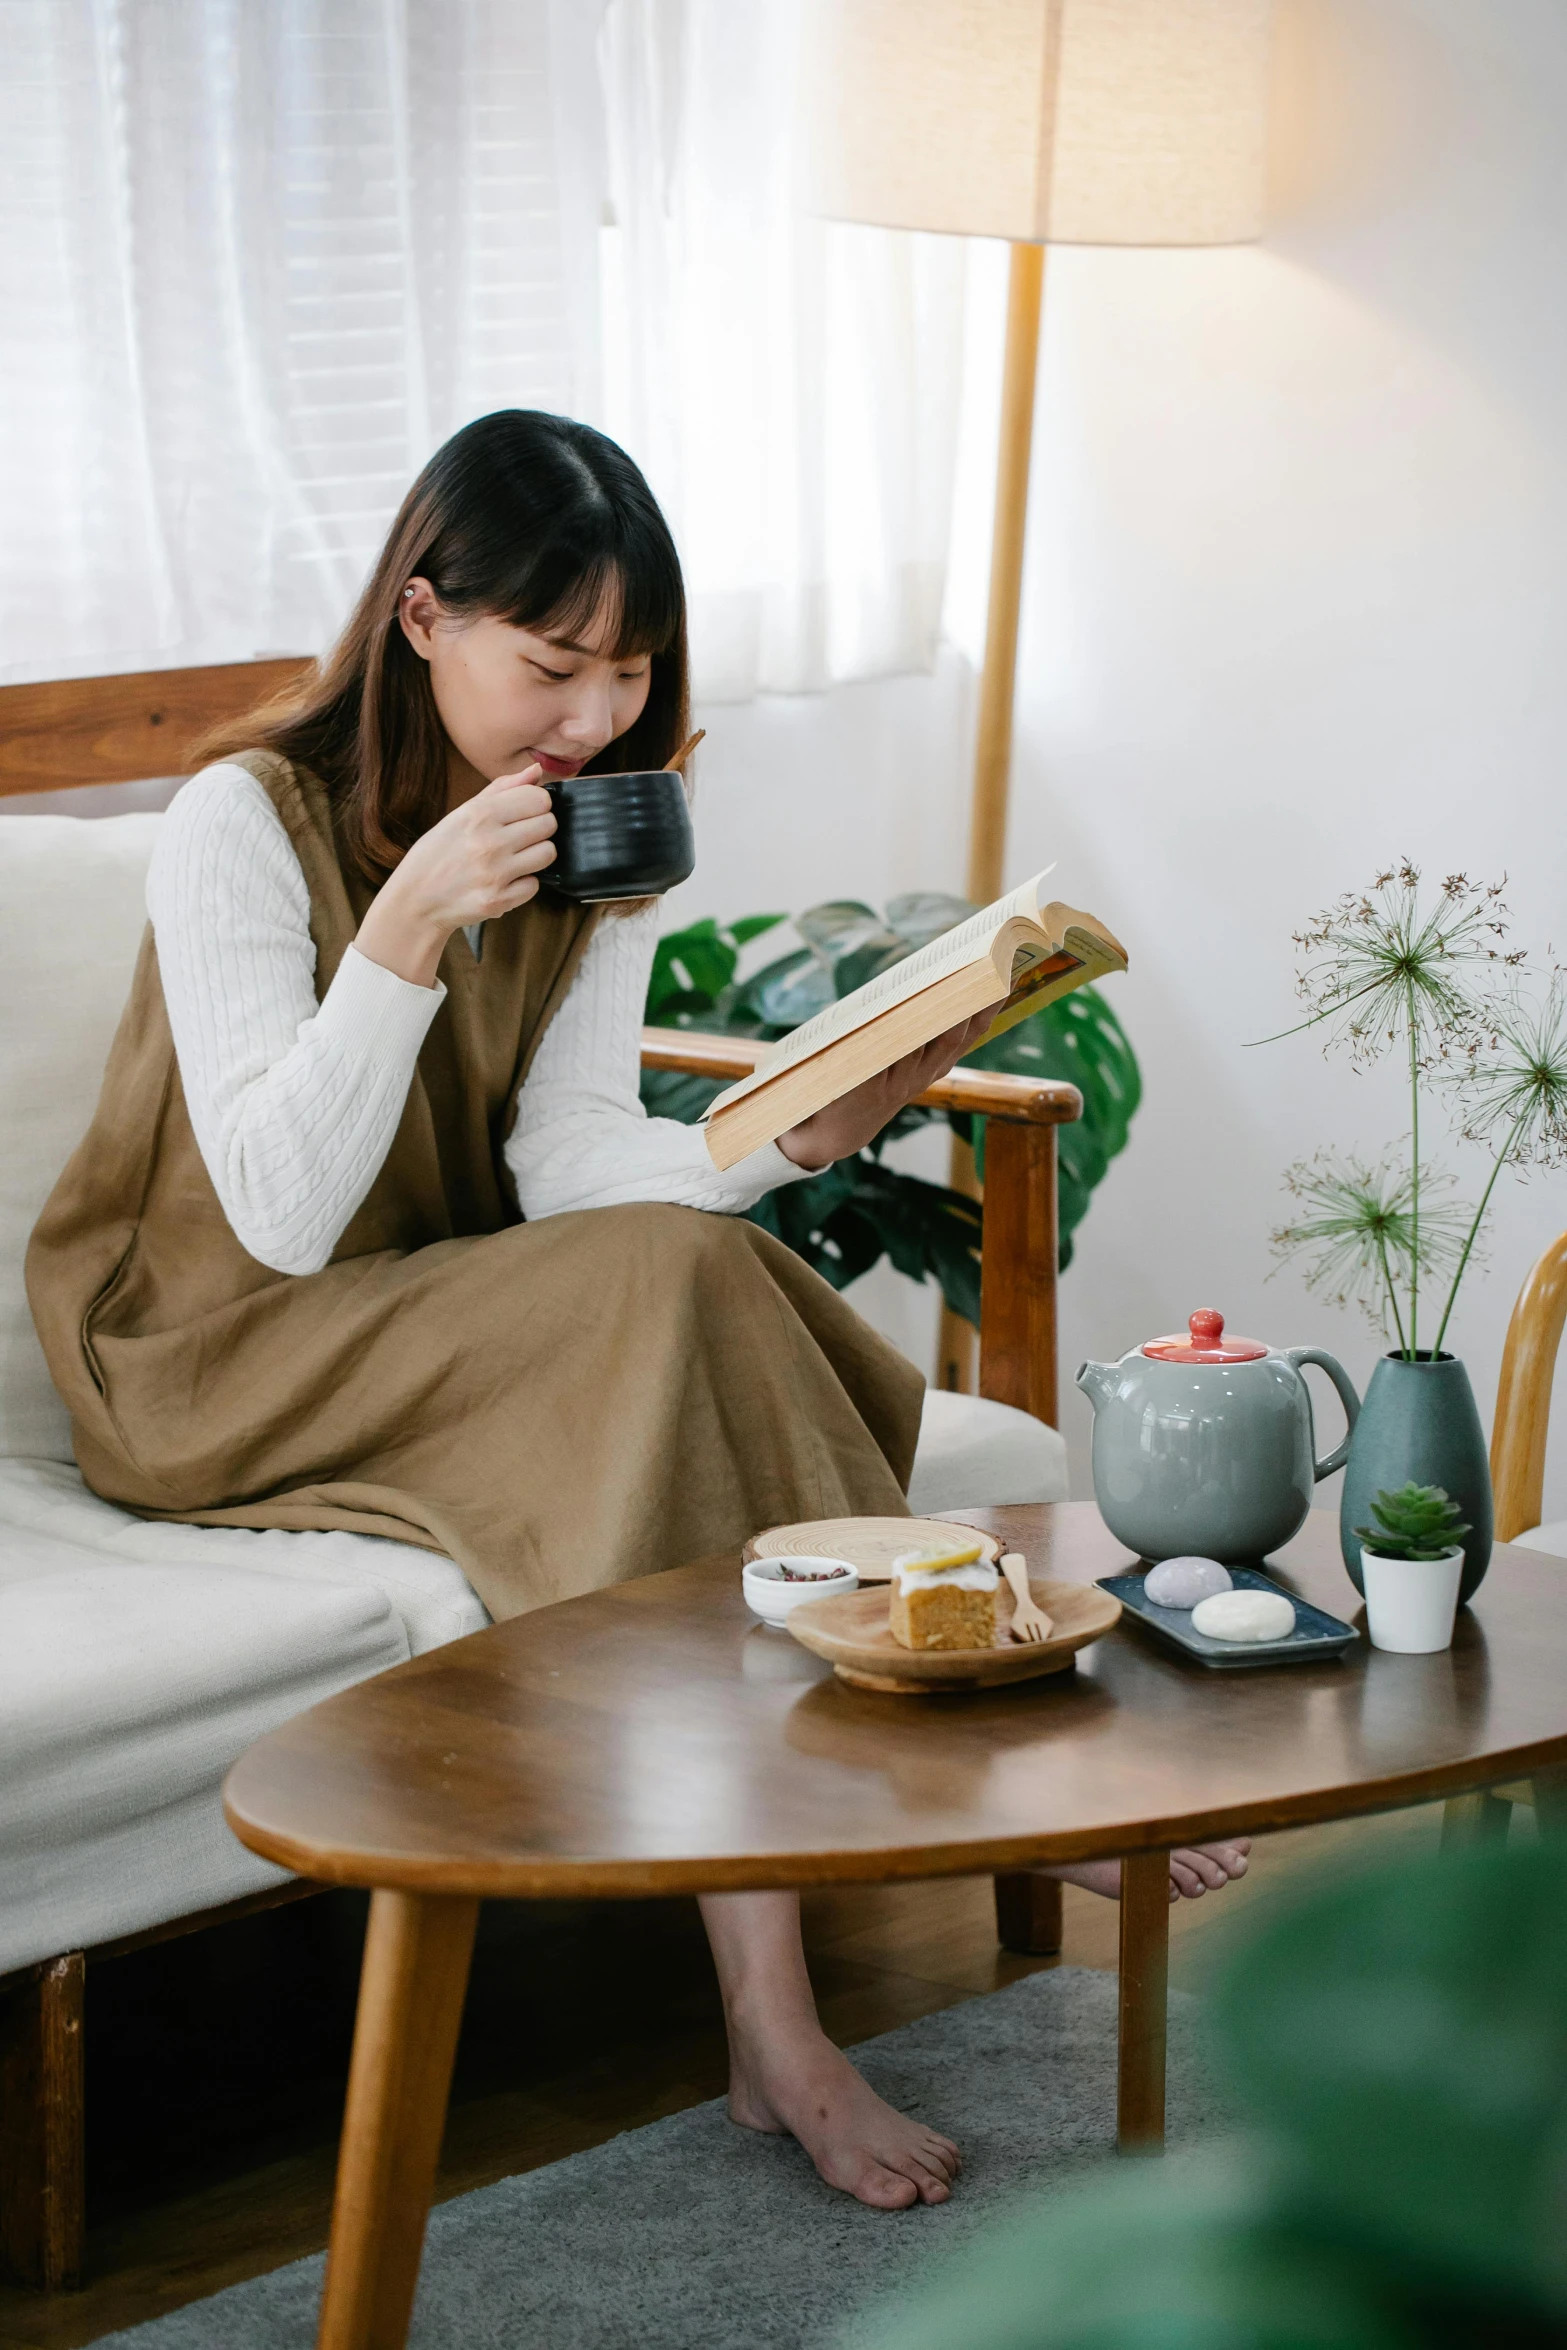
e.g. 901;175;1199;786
783;1577;1122;1695
743;1516;1001;1584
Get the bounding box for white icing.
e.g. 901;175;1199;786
1145;1556;1233;1609
892;1559;1000;1596
1191;1590;1297;1643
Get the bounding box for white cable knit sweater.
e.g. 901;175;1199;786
146;764;806;1276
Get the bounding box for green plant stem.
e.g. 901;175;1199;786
1431;1112;1524;1358
1407;977;1419;1360
1375;1232;1410;1356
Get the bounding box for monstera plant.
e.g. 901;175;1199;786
641;892;1140;1326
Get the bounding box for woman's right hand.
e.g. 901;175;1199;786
355;768;557;988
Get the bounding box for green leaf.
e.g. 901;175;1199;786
1355;1482;1469;1560
793;899;882;953
832;935;909;998
883;890;975;949
727;913;787;946
739;948;834;1032
646;919;732;1020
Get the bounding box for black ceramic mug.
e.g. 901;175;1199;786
543;770;696;902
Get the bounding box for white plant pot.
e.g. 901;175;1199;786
1360;1547;1464;1654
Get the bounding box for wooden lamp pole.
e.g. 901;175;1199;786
939;239;1047;1392
966;242;1047;911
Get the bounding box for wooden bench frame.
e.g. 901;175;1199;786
0;660;1082;2290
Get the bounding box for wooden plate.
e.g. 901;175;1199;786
785;1577;1122;1695
743;1516;1001;1584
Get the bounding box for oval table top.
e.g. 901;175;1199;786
223;1505;1567;1899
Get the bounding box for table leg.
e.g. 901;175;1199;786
317;1890;479;2350
1441;1791;1514;1847
1117;1850;1169;2155
1529;1769;1567;1839
994;1871;1064;1955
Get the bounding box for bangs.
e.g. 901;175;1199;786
517;547;682;663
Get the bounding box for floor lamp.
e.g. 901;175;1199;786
808;0;1274;1391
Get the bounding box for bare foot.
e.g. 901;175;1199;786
1046;1841;1252;1903
726;2018;960;2210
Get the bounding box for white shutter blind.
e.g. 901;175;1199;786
0;0;600;684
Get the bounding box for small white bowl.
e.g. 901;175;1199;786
742;1554;859;1627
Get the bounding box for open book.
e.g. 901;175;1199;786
702;871;1127;1171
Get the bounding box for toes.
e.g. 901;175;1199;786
905;2160;952;2203
1169;1862;1206;1898
1174;1848;1229;1890
859;2165;919;2210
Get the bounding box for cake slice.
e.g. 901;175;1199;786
889;1542;999;1651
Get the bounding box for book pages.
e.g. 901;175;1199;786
704;868;1057;1123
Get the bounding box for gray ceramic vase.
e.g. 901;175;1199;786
1339;1353;1494;1603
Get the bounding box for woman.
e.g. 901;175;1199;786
28;411;1245;2211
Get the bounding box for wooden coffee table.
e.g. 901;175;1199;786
224;1503;1567;2350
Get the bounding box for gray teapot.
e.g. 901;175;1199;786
1077;1309;1360;1565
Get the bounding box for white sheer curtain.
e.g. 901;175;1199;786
0;0;602;685
2;0;969;702
599;0;968;700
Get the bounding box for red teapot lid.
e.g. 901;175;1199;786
1142;1309;1268;1365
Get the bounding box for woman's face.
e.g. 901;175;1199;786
398;579;654;791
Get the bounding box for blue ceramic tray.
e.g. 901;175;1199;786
1096;1565;1360;1670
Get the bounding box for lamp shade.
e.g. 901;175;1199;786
806;0;1273;246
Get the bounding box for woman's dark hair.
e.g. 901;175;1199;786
200;411;689;881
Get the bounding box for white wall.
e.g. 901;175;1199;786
678;0;1567;1523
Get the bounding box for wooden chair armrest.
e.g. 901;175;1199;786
639;1028;1082;1127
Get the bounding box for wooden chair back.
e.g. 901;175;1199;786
0;661;312;799
0;660;1081;1432
1490;1229;1567;1542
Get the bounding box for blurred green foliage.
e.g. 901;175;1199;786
641;894;1141;1325
840;1837;1567;2350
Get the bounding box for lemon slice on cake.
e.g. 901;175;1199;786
891;1540;984;1574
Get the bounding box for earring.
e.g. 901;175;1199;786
403;586;415;598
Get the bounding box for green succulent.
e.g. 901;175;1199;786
1353;1482;1471;1562
641;896;1140;1326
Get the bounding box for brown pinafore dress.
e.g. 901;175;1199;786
25;754;920;1620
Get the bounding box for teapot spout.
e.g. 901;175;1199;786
1076;1359;1117;1414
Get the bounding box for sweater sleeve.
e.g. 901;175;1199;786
146;764;445;1276
507;902;813;1220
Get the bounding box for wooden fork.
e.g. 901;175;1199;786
1000;1552;1055;1644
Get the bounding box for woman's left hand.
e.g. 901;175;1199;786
777;1011;995;1173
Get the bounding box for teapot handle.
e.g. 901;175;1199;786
1283;1347;1361;1481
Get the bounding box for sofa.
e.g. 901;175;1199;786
0;807;1070;1985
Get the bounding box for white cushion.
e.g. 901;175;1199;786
0;814;162;1460
0;1457;486;1656
0;1458;487;1972
1514;1519;1567;1557
906;1387;1069;1514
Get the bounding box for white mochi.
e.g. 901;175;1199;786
1191;1590;1297;1644
1144;1556;1233;1609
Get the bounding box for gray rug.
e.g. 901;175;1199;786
98;1968;1233;2350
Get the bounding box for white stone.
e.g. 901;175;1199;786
1144;1556;1233;1609
1191;1589;1297;1643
